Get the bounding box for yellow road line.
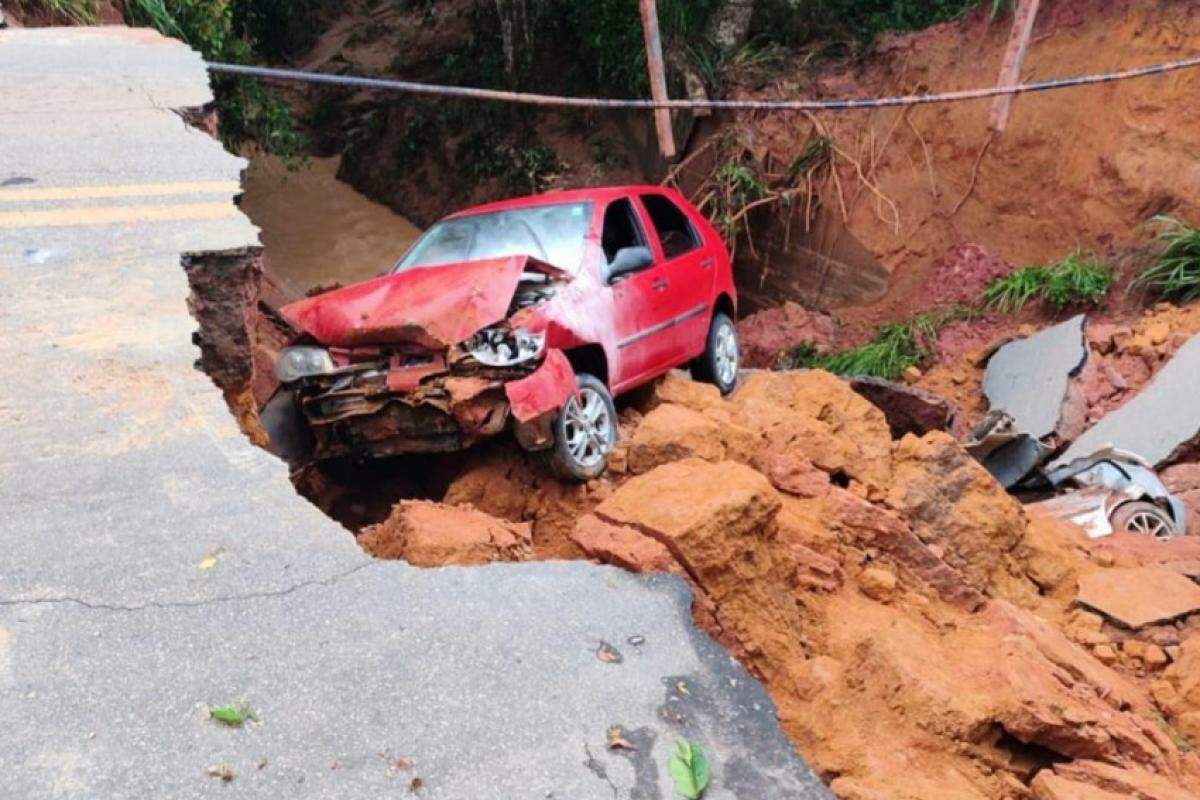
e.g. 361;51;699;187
0;181;241;203
0;202;240;228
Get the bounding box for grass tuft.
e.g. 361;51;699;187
1134;216;1200;302
983;251;1110;313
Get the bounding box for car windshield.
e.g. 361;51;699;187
394;201;593;274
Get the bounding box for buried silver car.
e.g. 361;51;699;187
1027;448;1189;541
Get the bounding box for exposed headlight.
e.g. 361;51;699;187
276;346;336;383
466;327;546;367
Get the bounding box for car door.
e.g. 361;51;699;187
638;192;713;365
600;196;676;390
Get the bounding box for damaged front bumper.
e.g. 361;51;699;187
290;346;577;461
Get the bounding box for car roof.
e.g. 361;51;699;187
444;185;679;220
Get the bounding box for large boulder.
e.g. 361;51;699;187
886;431;1030;598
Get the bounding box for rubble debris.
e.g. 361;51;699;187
982;314;1087;441
848;376;954;438
358;500;532;566
1053;333;1200;468
1159;637;1200;744
965;410;1051;488
1075;567;1200;629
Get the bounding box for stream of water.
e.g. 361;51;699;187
241;153;420;295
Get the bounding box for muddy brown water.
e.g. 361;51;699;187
241;152;420;294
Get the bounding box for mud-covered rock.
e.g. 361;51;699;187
359;499;532;566
625;403;726;474
849;376;955;438
570;514;679;573
886;431;1030;598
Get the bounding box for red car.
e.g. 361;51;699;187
276;185;739;480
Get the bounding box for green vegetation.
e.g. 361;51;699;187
120;0;305;159
771;305;970;380
208;702;255;727
14;0;102;23
565;0;720;95
983;251;1110;313
775;311;964;380
1134;216;1200;302
668;739;711;799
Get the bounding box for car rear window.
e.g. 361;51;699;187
394;202;593;274
641;194;701;260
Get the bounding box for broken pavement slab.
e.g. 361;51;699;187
982;314;1087;440
1052;332;1200;468
0;27;831;799
1075;567;1200;629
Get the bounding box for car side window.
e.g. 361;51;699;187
601;198;647;263
641;194;701;260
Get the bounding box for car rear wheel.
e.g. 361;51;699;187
546;373;617;482
691;312;739;395
1110;501;1178;541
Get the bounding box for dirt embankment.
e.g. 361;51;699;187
729;0;1200;321
357;369;1200;799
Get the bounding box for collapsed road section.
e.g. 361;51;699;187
0;27;829;799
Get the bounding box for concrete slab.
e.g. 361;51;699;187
1075;567;1200;629
0;27;830;799
983;315;1087;440
1052;332;1200;468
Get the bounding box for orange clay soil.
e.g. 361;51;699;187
729;0;1200;331
359;371;1200;799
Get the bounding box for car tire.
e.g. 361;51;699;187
691;312;740;395
1110;501;1178;541
546;372;618;482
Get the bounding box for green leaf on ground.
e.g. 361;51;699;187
668;739;710;799
209;703;253;727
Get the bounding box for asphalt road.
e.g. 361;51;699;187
0;27;831;799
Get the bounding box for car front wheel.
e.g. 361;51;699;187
1110;501;1178;541
547;372;617;482
692;312;740;395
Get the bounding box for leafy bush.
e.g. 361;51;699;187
983;251;1110;313
1134;216;1200;302
123;0;305;159
564;0;720;95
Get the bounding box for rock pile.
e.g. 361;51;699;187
360;370;1200;798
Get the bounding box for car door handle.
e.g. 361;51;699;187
700;257;715;270
652;278;669;291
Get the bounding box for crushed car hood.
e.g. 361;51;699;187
280;255;569;349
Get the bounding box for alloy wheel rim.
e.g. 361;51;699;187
1125;510;1171;540
715;323;739;386
562;387;612;469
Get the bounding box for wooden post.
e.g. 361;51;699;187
639;0;676;159
989;0;1041;133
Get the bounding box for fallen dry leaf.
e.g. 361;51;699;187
607;725;637;751
596;641;624;664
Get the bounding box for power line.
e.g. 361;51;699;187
207;55;1200;112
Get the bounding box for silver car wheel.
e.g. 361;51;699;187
715;321;739;387
561;386;613;470
1123;508;1172;540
